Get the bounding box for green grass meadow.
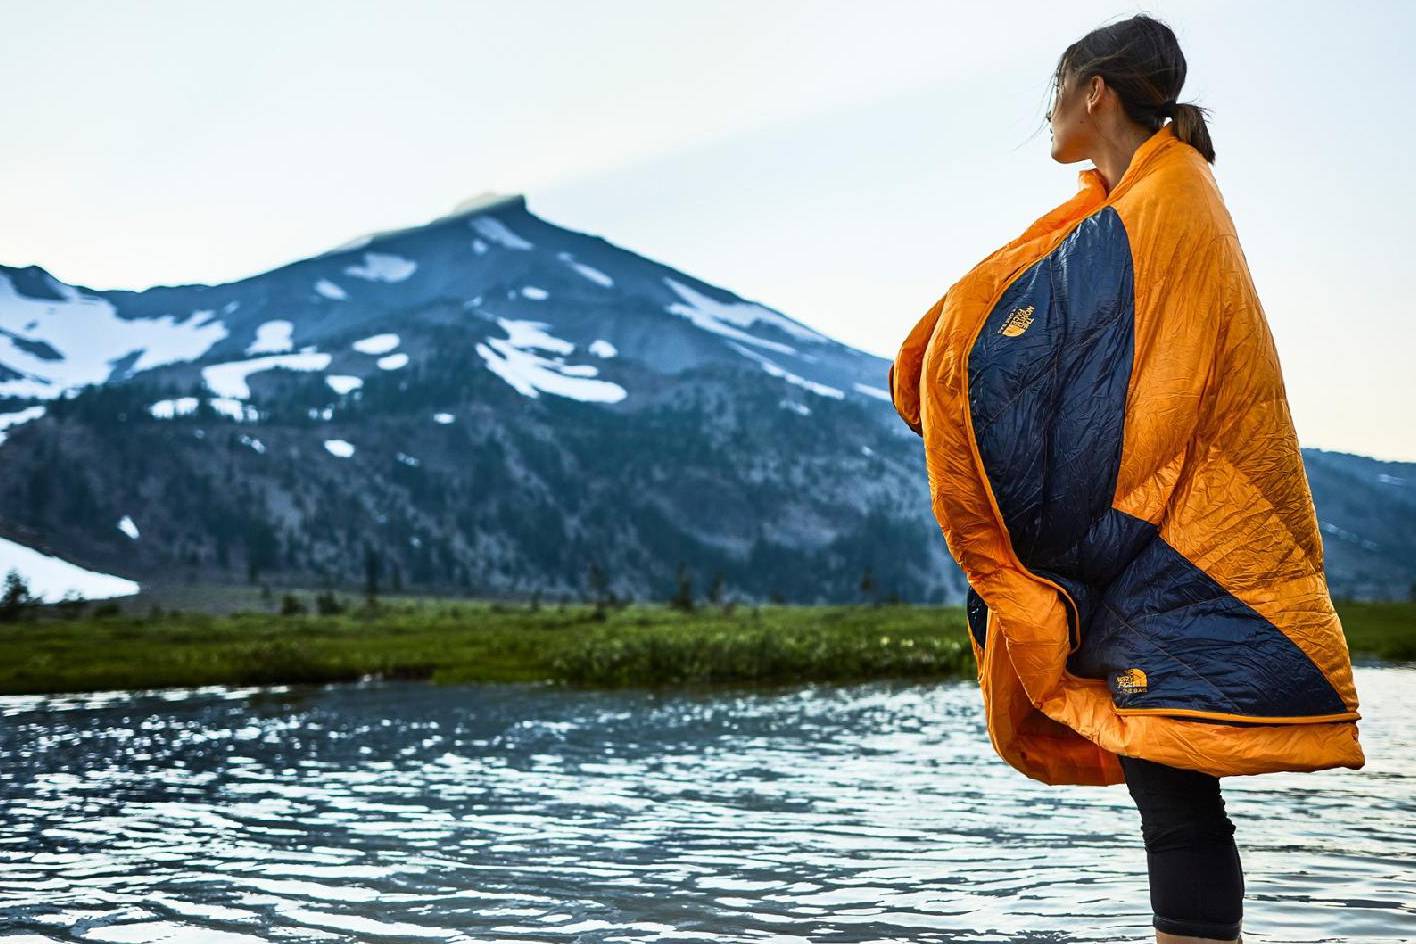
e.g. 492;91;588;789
0;595;1410;697
0;598;976;696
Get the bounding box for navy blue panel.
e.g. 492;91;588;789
1067;509;1348;717
968;206;1138;632
967;207;1346;719
966;585;988;651
1036;506;1155;635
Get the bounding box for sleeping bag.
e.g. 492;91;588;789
888;122;1365;786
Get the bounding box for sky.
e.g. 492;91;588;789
1;0;1412;461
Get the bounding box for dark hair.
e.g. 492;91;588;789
1048;13;1215;164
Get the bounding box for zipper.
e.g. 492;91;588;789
959;217;1099;656
1113;706;1361;725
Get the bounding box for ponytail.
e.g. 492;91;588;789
1170;101;1216;164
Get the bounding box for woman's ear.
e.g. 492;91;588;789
1085;75;1106;116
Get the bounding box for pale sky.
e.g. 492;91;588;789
2;1;1411;460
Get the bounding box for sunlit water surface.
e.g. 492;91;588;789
1;665;1412;943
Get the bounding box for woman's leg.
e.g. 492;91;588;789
1118;753;1245;943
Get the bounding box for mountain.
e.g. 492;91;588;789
0;193;953;605
0;193;1410;605
1298;449;1416;600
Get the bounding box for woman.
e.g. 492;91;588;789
887;14;1364;943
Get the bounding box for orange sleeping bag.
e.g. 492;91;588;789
889;123;1364;786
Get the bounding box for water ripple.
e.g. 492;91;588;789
0;667;1412;942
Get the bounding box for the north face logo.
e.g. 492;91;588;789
1114;667;1148;694
999;305;1035;337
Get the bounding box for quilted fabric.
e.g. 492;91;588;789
889;123;1365;785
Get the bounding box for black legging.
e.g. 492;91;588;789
1119;754;1245;940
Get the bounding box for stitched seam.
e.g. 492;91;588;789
1120;585;1237;630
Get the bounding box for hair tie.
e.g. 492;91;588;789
1158;99;1178;117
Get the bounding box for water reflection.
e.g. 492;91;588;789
1;667;1412;942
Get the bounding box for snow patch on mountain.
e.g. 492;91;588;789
780;399;811;416
852;382;891;401
149;397;198;418
1320;520;1379;551
378;353;408;370
476;319;625;403
469;216;533;251
0;272;228;398
352;333;399;355
326;375;363;395
212;398;259;422
558;252;614;287
521;286;549;300
498;318;574;355
343;252;417;283
246;320;294;355
729;341;844;399
588;339;617;358
202;352;333;399
324;439;355;458
117;515;140;540
150;396;261;422
0;534;139;602
0;405;45;446
315;279;348;301
662;278;824;355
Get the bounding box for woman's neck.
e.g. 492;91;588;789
1091;124;1161;194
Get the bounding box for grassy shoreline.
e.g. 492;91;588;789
0;597;1411;697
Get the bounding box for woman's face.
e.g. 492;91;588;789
1047;70;1097;164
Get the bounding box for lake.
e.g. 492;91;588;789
1;665;1412;942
